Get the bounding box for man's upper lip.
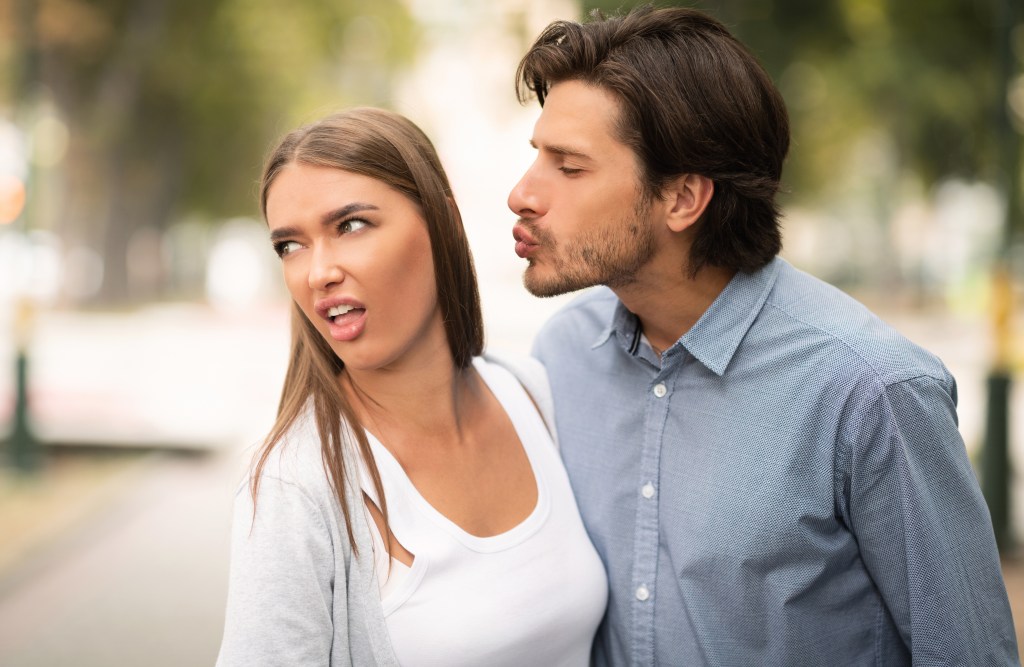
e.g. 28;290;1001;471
513;224;538;245
314;296;365;320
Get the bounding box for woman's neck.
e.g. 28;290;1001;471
340;350;481;445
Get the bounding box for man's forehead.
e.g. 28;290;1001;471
532;80;625;151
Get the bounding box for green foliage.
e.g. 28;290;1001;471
6;0;416;219
580;0;1009;204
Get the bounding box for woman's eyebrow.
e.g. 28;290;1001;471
320;202;379;225
269;203;381;242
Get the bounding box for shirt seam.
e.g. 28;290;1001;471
761;301;946;389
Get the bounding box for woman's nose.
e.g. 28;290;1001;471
307;242;344;291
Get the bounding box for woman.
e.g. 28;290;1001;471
216;108;607;666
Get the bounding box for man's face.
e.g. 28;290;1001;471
508;80;657;297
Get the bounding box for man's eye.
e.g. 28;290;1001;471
559;166;583;176
273;240;302;258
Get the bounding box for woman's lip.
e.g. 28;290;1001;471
314;296;365;320
325;308;367;342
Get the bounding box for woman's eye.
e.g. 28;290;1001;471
273;240;302;258
339;219;369;234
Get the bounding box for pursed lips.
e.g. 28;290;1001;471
513;223;540;259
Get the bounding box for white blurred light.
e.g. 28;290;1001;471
0;117;28;180
0;230;32;299
0;229;64;304
64;245;105;301
205;218;274;312
27;230;63;303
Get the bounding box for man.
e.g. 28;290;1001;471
508;5;1018;665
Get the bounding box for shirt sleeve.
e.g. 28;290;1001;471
216;475;338;667
840;373;1019;664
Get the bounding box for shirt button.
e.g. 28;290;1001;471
652;383;667;398
635;585;650;601
641;483;655;499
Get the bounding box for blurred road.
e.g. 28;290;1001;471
0;297;1021;664
0;448;242;666
0;302;285;666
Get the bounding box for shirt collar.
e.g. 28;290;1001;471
682;258;781;376
590;299;639;351
594;257;782;376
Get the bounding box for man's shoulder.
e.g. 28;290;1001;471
765;262;950;387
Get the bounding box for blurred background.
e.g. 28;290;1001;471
0;0;1022;663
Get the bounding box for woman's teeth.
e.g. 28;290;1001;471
327;305;355;318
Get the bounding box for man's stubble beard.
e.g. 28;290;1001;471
522;199;657;298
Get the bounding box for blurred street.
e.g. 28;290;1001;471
0;303;287;666
0;448;239;666
0;297;1021;665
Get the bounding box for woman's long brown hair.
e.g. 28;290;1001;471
252;108;484;552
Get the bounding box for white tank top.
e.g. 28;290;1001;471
358;357;607;667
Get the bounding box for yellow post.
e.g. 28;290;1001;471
982;264;1014;550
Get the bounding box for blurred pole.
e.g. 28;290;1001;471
981;0;1022;552
9;299;39;471
4;0;41;472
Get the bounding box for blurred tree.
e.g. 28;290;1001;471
1;0;414;304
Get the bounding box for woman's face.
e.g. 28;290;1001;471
265;163;446;373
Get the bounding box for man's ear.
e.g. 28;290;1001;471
663;174;713;233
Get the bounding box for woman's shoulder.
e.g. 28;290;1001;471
241;402;342;505
479;350;548;387
477;351;557;448
259;406;322;475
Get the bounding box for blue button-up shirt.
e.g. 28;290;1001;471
533;257;1018;666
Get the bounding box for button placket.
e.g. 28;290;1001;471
630;372;672;665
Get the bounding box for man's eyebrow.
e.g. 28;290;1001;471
529;139;593;161
269;202;380;242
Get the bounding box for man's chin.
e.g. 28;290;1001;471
523;266;590;298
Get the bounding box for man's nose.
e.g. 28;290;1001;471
508;161;545;219
308;242;344;291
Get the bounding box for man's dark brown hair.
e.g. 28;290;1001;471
516;4;790;275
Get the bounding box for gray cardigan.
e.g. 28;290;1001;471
216;353;556;666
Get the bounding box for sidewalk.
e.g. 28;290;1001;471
0;448;157;594
0;445;243;667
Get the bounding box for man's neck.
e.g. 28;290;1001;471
613;259;735;355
